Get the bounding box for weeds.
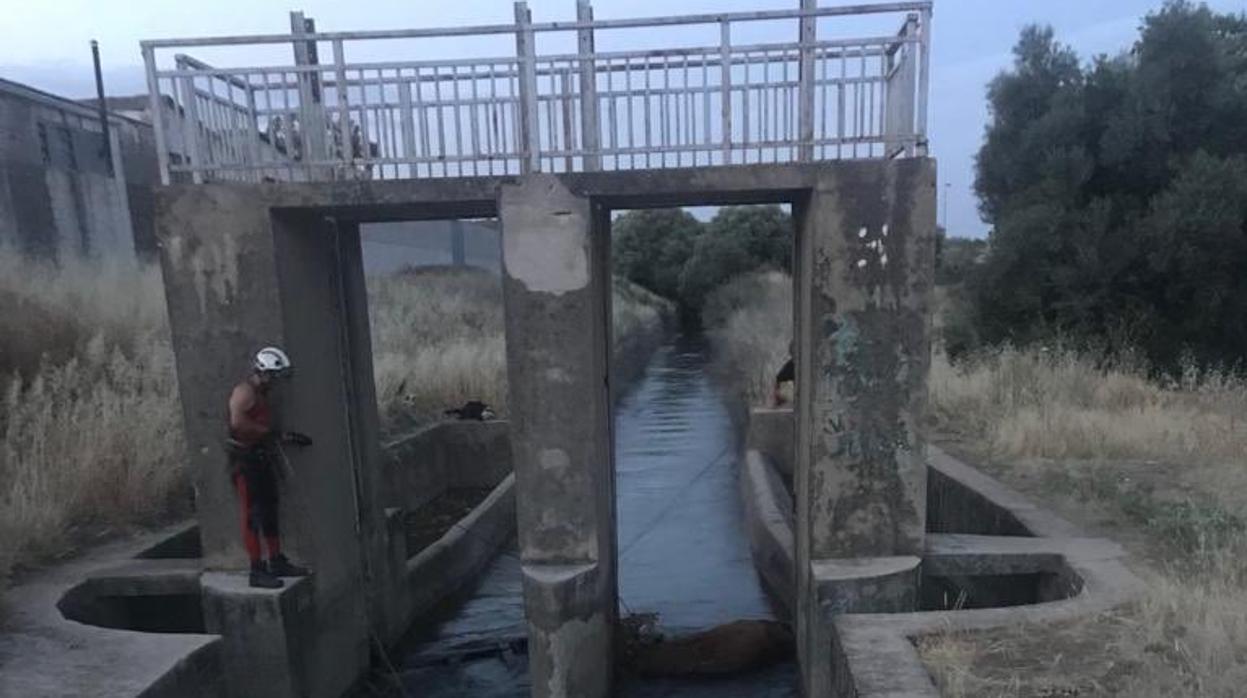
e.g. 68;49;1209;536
703;270;1247;696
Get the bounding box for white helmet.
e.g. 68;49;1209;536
254;346;292;374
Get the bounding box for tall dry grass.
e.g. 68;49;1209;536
367;266;672;436
368;267;508;435
705;270;1247;696
702;270;792;406
0;254;187;582
0;254;670;583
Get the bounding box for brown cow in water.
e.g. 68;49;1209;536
618;616;795;678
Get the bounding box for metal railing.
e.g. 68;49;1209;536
141;1;931;184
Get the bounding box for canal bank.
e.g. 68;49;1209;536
379;333;796;696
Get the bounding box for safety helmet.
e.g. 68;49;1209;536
254;346;292;375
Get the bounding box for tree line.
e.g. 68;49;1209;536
612;205;792;321
949;1;1247;373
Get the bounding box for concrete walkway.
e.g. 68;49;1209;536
0;524;219;698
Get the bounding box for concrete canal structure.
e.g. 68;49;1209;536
144;2;943;695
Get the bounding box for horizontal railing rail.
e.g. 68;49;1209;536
141;1;931;184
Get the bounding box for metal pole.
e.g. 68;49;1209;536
719;19;732;164
333;39;353;172
514;2;541;173
576;0;600;171
291;12;327;176
916;6;931;156
176;57;204;184
142;45;171;185
90;40;115;177
797;0;816;162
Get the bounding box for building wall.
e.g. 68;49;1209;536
0;79;157;262
361;219;501;275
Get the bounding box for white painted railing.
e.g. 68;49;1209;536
141;1;931;184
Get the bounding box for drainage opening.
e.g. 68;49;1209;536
919;570;1082;611
59;584;205;634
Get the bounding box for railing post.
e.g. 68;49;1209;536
560;69;576;172
332;39;354;177
797;0;817;161
175;56;204;184
916;6;931;156
576;0;600;171
884;14;918;158
142;45;172;186
243;82;263;182
291;11;328;178
719;19;732;165
514;2;541;174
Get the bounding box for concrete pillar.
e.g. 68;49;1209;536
793;159;936;695
158;190;384;698
500;175;616;698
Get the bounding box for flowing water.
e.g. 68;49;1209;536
390;334;797;696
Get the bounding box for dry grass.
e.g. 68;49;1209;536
930;347;1247;468
702;270;792;406
367;267;508;435
0;254;188;582
367;266;672;436
704;270;1247;696
0;258;671;583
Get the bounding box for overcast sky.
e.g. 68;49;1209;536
2;0;1240;238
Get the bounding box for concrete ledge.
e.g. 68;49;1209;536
928;446;1082;539
741;409;1145;697
741;450;796;618
399;473;517;634
201;573;316;698
813;557;921;617
745;409;795;481
520;560;613;698
0;524;221;698
383;419;512;513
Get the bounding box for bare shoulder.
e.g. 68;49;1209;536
229;380;256;410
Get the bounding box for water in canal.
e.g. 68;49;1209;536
392;334;797;696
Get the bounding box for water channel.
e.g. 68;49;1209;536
390;334;797;696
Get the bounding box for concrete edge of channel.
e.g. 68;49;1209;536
740;414;1146;697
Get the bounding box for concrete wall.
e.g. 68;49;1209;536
0;78;155;261
158;192;384;697
791;159;936;695
501;175;618;698
382;419;512;513
155;161;934;698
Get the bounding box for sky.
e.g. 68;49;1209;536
2;0;1241;238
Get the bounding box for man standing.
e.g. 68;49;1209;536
226;346;313;588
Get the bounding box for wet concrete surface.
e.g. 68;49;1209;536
389;334;796;696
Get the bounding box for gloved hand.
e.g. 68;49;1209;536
281;431;313;447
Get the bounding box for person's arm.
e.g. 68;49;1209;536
773;358;795;406
228;384;271;442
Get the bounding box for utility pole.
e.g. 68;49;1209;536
91;40;114;176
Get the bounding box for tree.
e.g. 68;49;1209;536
678;205;792;314
612;209;702;301
967;2;1247;372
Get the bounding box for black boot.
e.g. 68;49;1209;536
268;553;310;577
249;561;283;589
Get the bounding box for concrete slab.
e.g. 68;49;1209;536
741;408;1145;697
0;524;221;698
201;573;315;698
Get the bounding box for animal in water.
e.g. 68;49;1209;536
618;616;794;678
444;400;496;421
